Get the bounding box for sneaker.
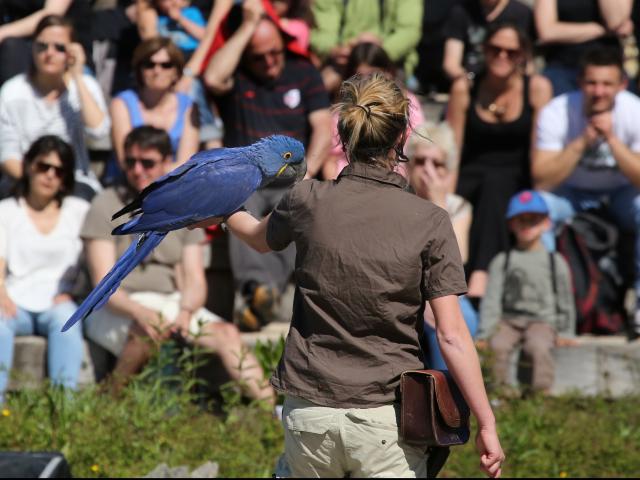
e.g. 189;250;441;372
238;282;280;332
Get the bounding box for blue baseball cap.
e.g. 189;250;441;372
505;190;549;219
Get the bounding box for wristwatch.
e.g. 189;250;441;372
183;66;196;78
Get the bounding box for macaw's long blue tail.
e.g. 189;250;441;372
61;231;167;332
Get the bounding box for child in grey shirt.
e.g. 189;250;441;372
480;190;576;395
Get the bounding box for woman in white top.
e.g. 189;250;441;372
0;135;90;404
406;121;479;370
0;14;110;200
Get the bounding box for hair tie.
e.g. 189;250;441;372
355;104;372;118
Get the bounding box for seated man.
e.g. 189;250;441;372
532;46;640;339
83;126;273;402
204;0;331;331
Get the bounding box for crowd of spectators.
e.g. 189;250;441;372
1;0;640;401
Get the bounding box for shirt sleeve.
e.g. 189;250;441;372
0;85;23;164
381;0;423;62
301;61;331;114
266;187;295;251
442;5;469;42
81;191;117;240
0;216;7;260
310;0;342;58
184;6;206;26
78;74;111;140
554;253;577;337
478;253;506;340
535;99;566;151
421;211;467;301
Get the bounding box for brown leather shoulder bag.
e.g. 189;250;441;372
400;369;471;477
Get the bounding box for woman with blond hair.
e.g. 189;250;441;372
198;73;504;477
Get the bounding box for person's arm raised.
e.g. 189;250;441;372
203;0;264;96
430;294;505;478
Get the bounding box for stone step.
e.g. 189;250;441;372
9;333;640;397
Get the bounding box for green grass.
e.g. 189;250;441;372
1;339;639;477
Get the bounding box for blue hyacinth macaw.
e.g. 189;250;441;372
61;135;305;332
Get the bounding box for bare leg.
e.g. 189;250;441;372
194;322;275;405
107;323;154;394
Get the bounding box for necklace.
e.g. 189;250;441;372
487;102;507;118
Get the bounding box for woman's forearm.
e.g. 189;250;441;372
226;211;272;253
430;295;496;428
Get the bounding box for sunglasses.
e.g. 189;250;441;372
248;49;284;63
33;41;67;54
485;44;522;61
141;60;175;70
124;157;160;170
34;161;65;178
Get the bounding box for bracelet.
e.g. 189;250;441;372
183;66;196;78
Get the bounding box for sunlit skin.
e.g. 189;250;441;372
140;48;179;92
483;28;524;80
407;143;450;208
508;212;551;251
32;25;72;78
124;144;171;193
243;20;285;83
28;152;65;201
580;65;627;116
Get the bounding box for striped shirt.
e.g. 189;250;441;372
215;56;330;148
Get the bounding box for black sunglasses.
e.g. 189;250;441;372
124;157;159;170
34;161;65;178
485;44;522;61
141;60;175;70
34;41;67;54
248;49;284;63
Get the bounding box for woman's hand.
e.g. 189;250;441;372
412;161;449;209
66;42;86;77
170;309;192;339
476;426;505;478
0;288;17;318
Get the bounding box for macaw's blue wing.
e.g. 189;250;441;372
113;157;263;235
61;231;166;332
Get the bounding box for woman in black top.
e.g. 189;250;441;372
447;22;552;299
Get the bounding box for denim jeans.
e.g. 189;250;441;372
540;184;640;295
0;301;83;401
424;295;479;370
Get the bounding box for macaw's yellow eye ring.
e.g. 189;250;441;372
283;152;292;159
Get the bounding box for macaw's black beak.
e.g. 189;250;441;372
277;159;307;182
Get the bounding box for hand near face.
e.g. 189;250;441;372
243;0;265;27
589;111;614;141
66;42;86;76
411;160;449;209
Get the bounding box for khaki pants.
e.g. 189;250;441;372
490;320;556;391
275;395;428;478
85;291;222;356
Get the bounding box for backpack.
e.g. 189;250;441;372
555;212;626;335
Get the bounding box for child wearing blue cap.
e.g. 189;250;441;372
478;190;576;396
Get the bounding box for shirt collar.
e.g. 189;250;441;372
338;162;408;190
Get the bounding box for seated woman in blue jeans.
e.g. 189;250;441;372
406;122;479;369
0;136;90;403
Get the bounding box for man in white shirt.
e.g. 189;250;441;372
532;46;640;338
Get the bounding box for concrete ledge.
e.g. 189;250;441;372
509;335;640;397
